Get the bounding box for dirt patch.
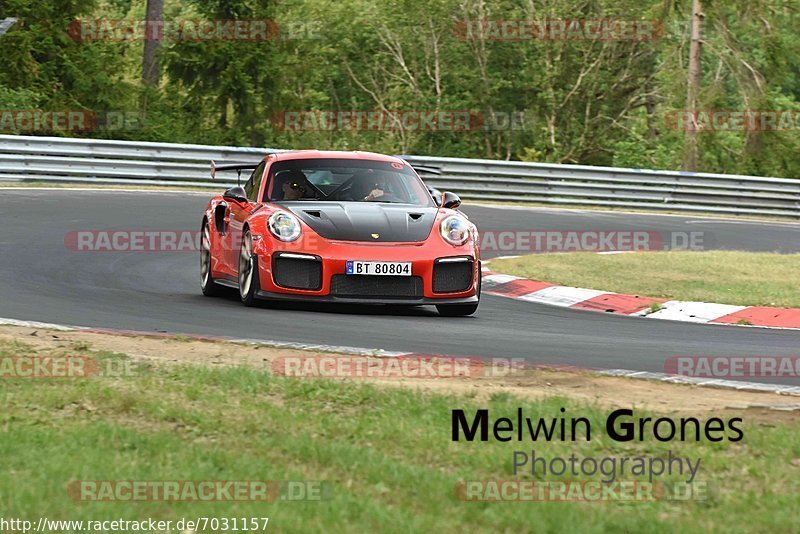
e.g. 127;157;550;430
1;325;797;423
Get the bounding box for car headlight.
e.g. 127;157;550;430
440;215;470;246
268;211;301;242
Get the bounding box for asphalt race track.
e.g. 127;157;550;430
1;189;799;385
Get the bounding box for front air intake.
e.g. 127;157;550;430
433;259;474;293
273;255;322;290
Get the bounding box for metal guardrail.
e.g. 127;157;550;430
402;155;800;218
1;134;798;218
0;135;271;188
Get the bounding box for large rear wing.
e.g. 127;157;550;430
408;164;442;176
210;160;260;184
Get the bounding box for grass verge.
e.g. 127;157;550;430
489;251;800;308
0;334;798;532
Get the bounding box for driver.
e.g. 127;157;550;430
279;170;312;201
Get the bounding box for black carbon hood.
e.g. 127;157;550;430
283;202;438;242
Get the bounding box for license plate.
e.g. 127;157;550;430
346;260;411;276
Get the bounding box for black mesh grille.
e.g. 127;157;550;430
331;275;423;299
273;256;322;290
433;260;474;293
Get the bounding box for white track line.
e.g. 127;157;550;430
517;286;606;307
644;301;747;323
1;316;797;396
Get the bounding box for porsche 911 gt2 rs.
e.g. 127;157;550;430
201;150;480;316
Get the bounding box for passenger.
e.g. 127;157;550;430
351;173;390;201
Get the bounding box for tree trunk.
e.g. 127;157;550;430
683;0;703;171
142;0;164;86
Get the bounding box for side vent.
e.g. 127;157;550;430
304;210;322;218
214;203;228;234
408;213;423;221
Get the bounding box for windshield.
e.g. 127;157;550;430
265;158;435;207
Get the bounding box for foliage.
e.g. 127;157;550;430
1;0;799;178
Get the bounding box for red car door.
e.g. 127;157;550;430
226;162;266;277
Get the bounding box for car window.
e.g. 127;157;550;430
244;161;266;201
264;158;433;206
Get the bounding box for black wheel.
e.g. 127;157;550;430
238;228;260;306
201;221;224;297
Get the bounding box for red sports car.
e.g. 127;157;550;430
201;150;481;316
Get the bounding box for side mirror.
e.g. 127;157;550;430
223;186;248;203
442;191;461;209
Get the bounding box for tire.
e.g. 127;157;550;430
238;228;260;306
200;221;224;297
436;270;481;317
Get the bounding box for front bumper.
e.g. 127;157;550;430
254;289;479;306
251;236;480;302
